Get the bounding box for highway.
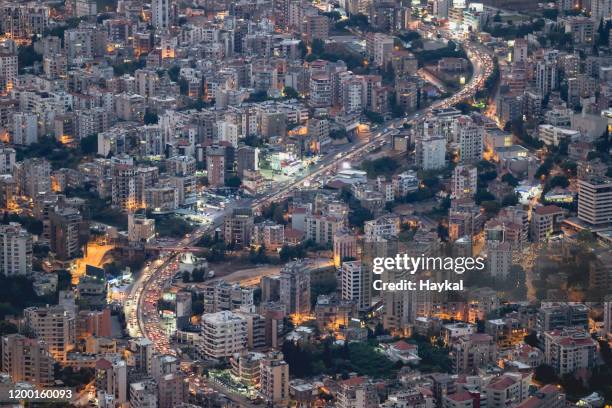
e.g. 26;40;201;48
124;30;494;403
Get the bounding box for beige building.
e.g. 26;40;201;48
259;351;289;406
1;334;54;387
24;305;75;362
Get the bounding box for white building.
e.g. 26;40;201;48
340;260;371;311
151;0;171;30
218;121;239;148
537;124;579;147
578;177;612;226
364;214;400;238
12;112;38;145
129;379;157;408
544;328;596;375
200;311;247;358
456;116;483;164
0;223;32;277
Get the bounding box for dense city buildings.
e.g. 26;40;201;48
0;0;610;406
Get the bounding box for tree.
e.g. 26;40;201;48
80;134;98;155
524;331;539;347
501;193;519;206
501;173;519;187
143;110;159;125
18;45;42;73
298;41;308;58
225;176;241;188
311;38;325;55
534;364;559;385
283;86;299;99
168;65;180;82
481;200;501;216
546;175;569;190
364;110;384;124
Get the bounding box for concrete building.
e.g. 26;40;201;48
110;154;136;211
200;311;247;358
1;334;54;387
341;260;371;311
578;177;612;226
366;32;394;67
0;222;32;277
451;165;477;199
305;214;343;245
333;227;357;267
259;351;289;406
537;302;589;331
12;112;37;145
129;379;157;408
96;357;127;406
206;145;226;188
24;305;75;362
530;205;564;242
336;377;378;408
49;206;83;261
450;334;496;374
223;208;254;249
543;328;596;375
279;259;312;315
14;158;51;199
456;116;483;164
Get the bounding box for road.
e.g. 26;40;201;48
127;31;494;404
131;32;493;349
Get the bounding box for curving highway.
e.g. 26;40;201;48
127;35;494;355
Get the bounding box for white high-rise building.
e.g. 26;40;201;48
577;177;612;226
341;261;371;311
536;51;559;96
341;78;363;113
200;311;247;358
0;223;32;277
111;154;136;211
592;0;612;23
151;0;171;30
418;136;446;170
433;0;451;18
12;112;38;145
218;121;239;148
455;116;483;164
0;51;18;92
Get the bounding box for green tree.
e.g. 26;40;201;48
501;173;519;187
80;134;98;155
283;86;299;99
225;176;241;188
311;39;325;55
143;110;159;125
534;364;559;385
